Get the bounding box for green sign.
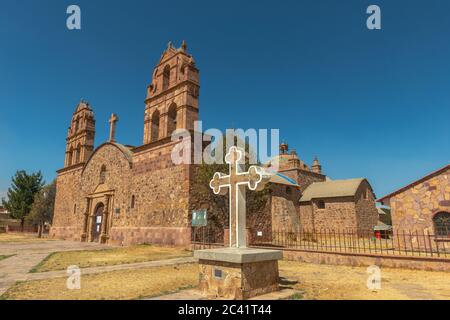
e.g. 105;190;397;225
192;209;207;227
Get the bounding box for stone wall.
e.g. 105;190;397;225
279;248;450;272
298;183;378;233
313;197;358;230
198;259;280;300
270;184;301;232
355;180;379;232
51;164;84;240
299;203;314;230
389;167;450;233
131;142;191;229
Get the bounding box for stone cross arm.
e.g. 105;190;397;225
109;113;119;142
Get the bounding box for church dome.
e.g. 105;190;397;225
264;144;310;171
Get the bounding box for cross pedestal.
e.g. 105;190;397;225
194;147;283;300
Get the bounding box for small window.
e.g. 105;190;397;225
317;200;325;209
131;195;135;209
162;65;170;90
73;204;77;214
434;212;450;237
286;186;291;194
99;165;106;184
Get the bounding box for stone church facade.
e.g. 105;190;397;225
52;42;200;246
52;42;379;246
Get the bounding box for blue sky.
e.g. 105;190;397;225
0;0;449;200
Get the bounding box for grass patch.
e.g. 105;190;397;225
0;233;53;243
285;292;304;300
2;263;198;300
32;244;193;273
0;254;14;261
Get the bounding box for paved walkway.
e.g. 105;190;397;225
0;238;112;295
27;256;197;281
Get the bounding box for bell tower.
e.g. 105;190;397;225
143;41;200;144
64;100;96;167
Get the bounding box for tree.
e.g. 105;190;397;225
191;136;270;239
27;181;56;237
2;170;44;230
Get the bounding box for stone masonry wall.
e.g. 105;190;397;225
312;197;358;231
51;165;84;240
390;167;450;233
109;141;191;245
299;203;314;230
270;184;301;232
354;181;379;232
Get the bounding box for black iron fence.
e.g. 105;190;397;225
252;229;450;259
5;225;39;233
191;226;224;246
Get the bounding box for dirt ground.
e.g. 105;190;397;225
279;261;450;300
32;244;193;272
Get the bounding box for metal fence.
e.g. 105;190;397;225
4;225;41;233
191;226;224;246
252;229;450;259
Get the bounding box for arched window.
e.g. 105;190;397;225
434;212;450;237
167;103;177;136
131;195;135;209
75;144;81;164
67;147;73;166
162;65;170;90
99;165;107;184
74;117;80;132
151;110;160;142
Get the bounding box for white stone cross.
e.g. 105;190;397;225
210;146;269;248
109;113;119;142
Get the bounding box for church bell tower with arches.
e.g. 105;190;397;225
143;41;200;144
64;100;96;167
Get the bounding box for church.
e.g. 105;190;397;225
51;42;379;246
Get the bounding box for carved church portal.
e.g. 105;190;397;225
92;203;104;242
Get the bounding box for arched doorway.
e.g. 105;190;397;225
91;203;104;242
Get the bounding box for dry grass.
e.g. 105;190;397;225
0;233;54;243
32;244;193;273
2;263;198;300
3;258;450;300
279;261;450;300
